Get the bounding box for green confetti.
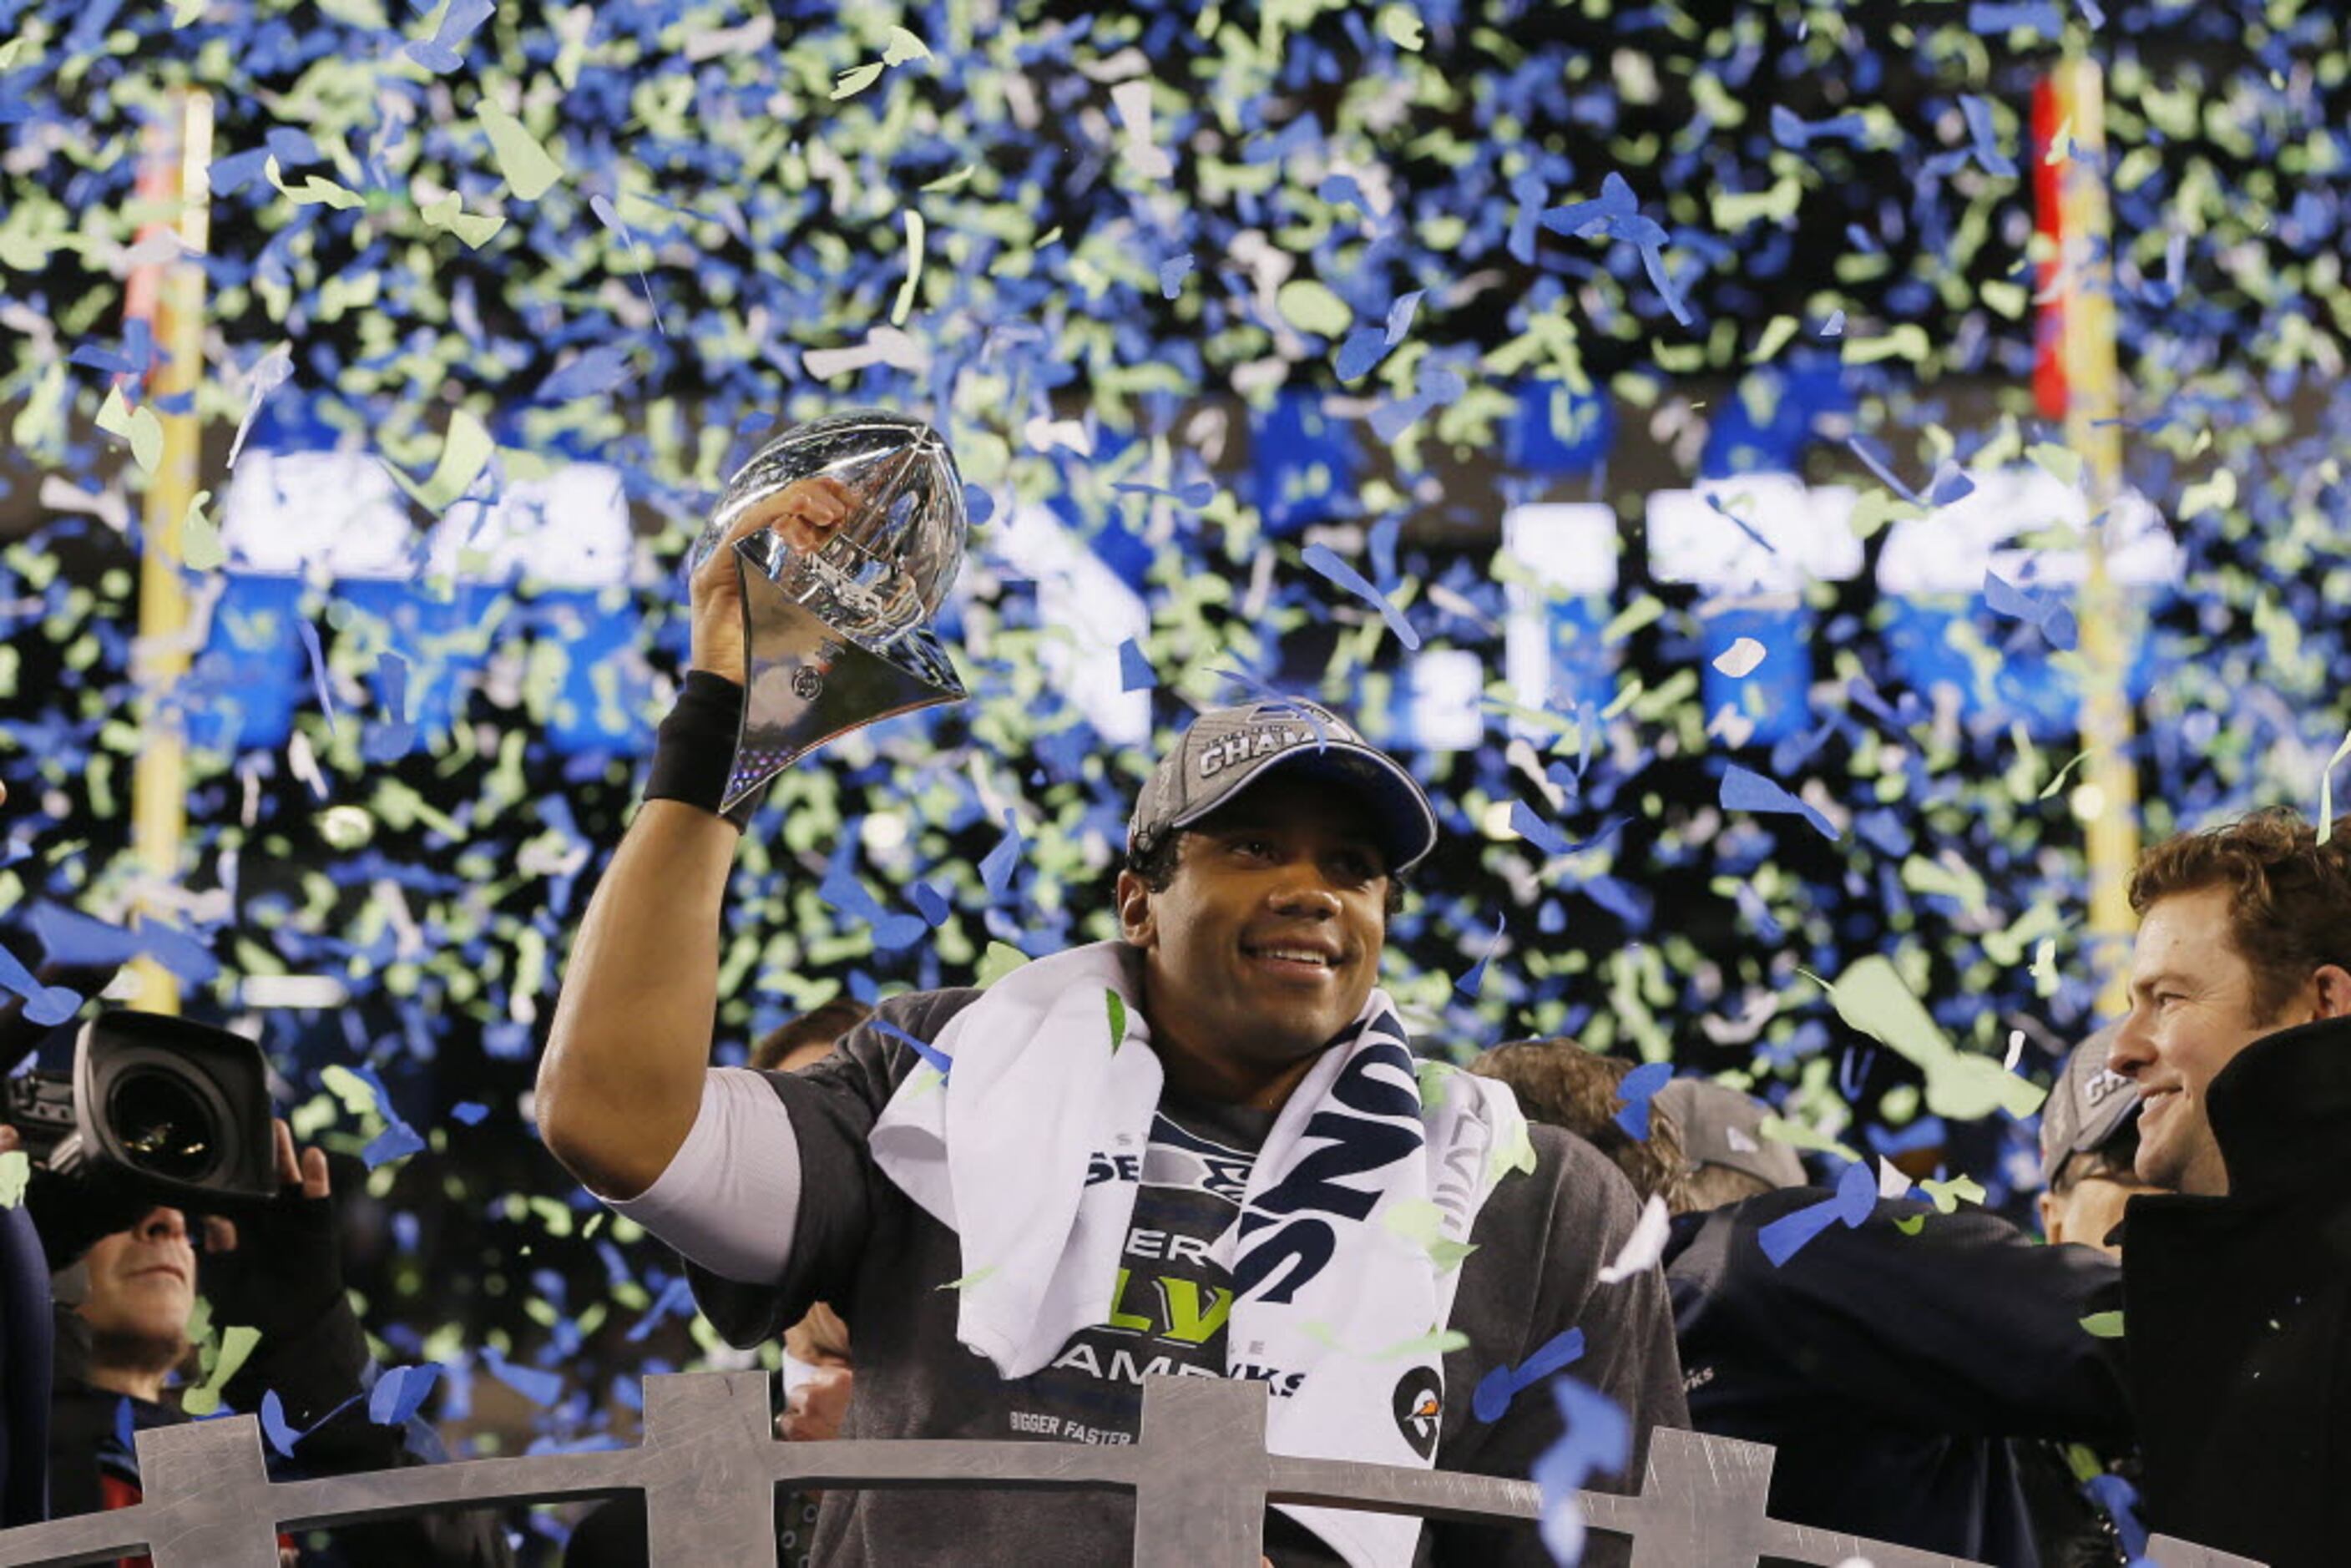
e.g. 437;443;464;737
419;191;505;249
1105;989;1128;1054
832;29;931;100
832;62;885;99
1892;1214;1927;1237
1487;1112;1538;1182
2079;1311;2126;1338
976;941;1030;987
319;1064;382;1120
1374;1325;1470;1361
1600;592;1666;645
1747;314;1799;363
2037;746;2100;801
1275;278;1352;337
1816;958;2046;1122
892;208;927;327
2178;468;2237;518
1757;1113;1864;1165
1900;854;1989;917
2318;726;2351;843
265;155;364;210
289;1091;338;1142
1841;324;1932;364
1414;1058;1455;1109
387;407;494;513
937;1264;998;1292
0;1150;28;1209
179;488;223;570
1379;6;1424;49
2024;441;2085;487
319;805;374;850
1979;279;2029;318
171;0;205;24
477;99;564;201
1918;1174;1985;1213
1383;1197;1479;1272
96;384;163;475
1710;175;1802;229
180;1323;262;1417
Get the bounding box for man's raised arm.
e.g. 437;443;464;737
536;801;739;1199
535;475;854;1200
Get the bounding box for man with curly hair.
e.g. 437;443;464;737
2105;807;2351;1567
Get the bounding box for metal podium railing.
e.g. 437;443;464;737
0;1373;2267;1568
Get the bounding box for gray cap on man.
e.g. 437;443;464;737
2038;1023;2140;1186
1126;697;1440;873
1656;1077;1808;1191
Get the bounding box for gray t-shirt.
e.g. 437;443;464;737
690;989;1689;1566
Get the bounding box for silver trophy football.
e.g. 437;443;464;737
685;409;968;811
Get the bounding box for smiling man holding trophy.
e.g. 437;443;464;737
538;411;1683;1567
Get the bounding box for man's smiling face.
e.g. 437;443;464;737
1117;777;1390;1100
2108;884;2313;1196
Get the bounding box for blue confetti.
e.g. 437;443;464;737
1117;637;1157;693
535;344;635;403
1335;326;1393;382
2084;1471;2151;1559
979;810;1024;898
1958;95;2020;179
1969;0;2065;33
1769;106;1872;150
1508;800;1573;858
0;938;83;1027
867;1016;953;1080
1384;291;1424;346
296;616;341;744
1983;569;2080;651
478;1343;563;1409
1757;1161;1878;1267
624;1276;696;1343
403;0;493;73
259;1388;305;1458
368;1363;442;1426
209;147;271;194
1720;765;1840;842
362;1122;428;1170
1301;543;1421;650
1533;1377;1633;1566
1453;912;1506;998
1844;435;1924;505
1612;1061;1672;1141
1471;1325;1585;1424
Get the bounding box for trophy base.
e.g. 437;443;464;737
722;549;968;812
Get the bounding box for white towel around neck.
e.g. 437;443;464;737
869;941;1528;1568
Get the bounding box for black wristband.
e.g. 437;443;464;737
645;670;766;829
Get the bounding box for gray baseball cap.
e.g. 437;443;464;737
1126;697;1439;874
1655;1078;1808;1191
2039;1023;2140;1186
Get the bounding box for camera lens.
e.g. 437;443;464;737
107;1070;219;1181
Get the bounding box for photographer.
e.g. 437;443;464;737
37;1119;513;1565
0;1125;53;1528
